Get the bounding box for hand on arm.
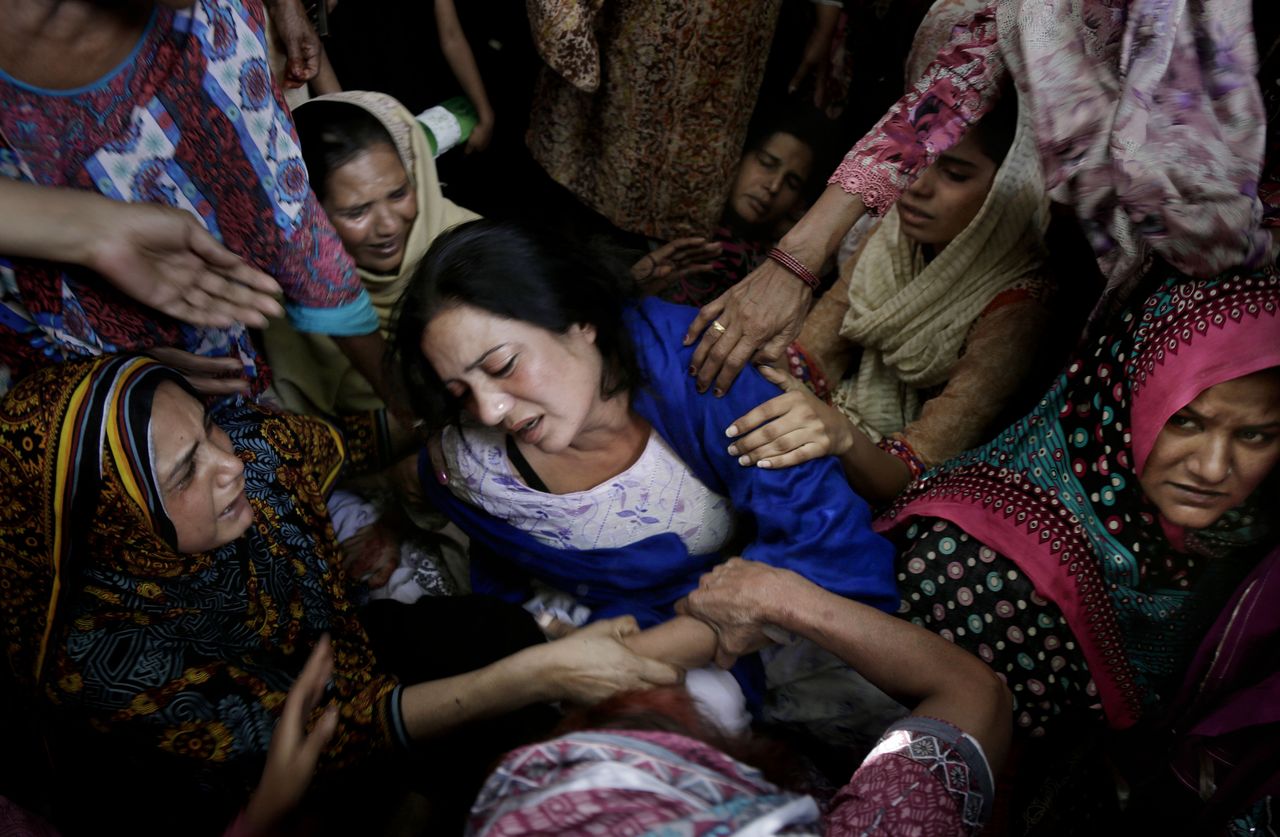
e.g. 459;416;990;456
397;616;682;739
685;185;866;395
631;237;723;293
680;559;1011;769
0;180;284;328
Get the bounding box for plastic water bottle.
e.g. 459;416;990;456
415;96;478;157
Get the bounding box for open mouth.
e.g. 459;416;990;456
220;484;249;519
898;201;933;224
367;238;403;258
511;415;543;443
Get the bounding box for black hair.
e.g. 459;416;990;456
740;104;832;197
292;101;398;203
967;84;1020;167
389;219;644;431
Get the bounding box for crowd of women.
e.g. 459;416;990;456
0;0;1277;834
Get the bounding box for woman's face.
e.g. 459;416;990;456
896;129;998;248
150;382;254;553
727;132;814;231
322;144;418;274
419;304;604;453
1139;370;1280;530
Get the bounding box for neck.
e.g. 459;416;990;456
0;0;154;89
567;391;642;454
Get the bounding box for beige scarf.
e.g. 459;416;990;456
835;103;1047;441
264;91;480;415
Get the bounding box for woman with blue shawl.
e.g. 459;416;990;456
393;219;898;723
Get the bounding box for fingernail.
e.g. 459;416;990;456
697;384;708;394
738;455;750;466
726;425;739;437
727;444;738;455
683;336;694;347
713;388;724;398
758;460;772;469
435;469;448;485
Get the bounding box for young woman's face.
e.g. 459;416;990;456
150;382;254;553
1139;370;1280;530
728;132;814;231
322;144;418;274
419;304;605;453
896;129;998;248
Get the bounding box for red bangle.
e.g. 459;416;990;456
767;247;821;291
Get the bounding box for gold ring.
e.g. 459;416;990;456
711;320;727;334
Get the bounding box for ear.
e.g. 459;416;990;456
569;323;597;345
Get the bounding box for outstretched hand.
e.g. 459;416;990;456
244;636;339;830
724;364;852;470
539;616;684;705
631;237;722;292
684;260;812;396
86;201;284;329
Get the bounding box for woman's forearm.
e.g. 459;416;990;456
434;0;493;123
0;180;108;266
620;615;718;671
777;184;867;272
838;427;913;504
398;646;548;740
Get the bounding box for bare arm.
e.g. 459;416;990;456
434;0;494;153
331;332;405;419
399;616;683;739
619;615;719;671
679;560;1011;768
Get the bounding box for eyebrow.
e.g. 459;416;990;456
1177;406;1280;429
464;345;508;373
937;153;979;169
163;412;214;491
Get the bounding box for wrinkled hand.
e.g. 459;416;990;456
631;237;722;292
341;521;399;589
244;635;339;831
267;0;322;88
466;113;494;154
685;260;812;396
675;558;791;669
85;201;283;329
539;616;683;705
146;347;251;396
724;364;852;469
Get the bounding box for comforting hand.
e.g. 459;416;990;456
685;260;812;396
675;558;792;668
266;0;322;88
725;364;853;469
631;237;722;291
85;201;284;329
538;616;683;705
145;347;251;396
244;635;339;831
341;521;400;589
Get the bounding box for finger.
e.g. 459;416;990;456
755;331;796;368
146;348;244;373
672;597;690;617
668;262;718;281
637;659;683;687
186;225;285;300
297;704;339;765
602;615;640;638
724;394;795;442
284;636;333;727
714;649;740;670
694;319;745;394
736;428;822;466
754;364;793;390
182;375;252;396
684;297;727;348
196;277;278;328
754;442;828;470
712;337;760;397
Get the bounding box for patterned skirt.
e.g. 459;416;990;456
896;517;1104;737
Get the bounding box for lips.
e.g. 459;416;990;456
220;483;250;520
1166;482;1227;507
510;415;543;445
744;195;769;216
897;200;933;225
367;237;404;258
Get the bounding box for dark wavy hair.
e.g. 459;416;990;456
389;219;644;431
292;101;396;203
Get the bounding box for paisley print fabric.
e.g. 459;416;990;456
0;357;403;795
0;0;374;398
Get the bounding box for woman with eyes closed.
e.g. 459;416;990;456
727;90;1055;505
264;91;480;419
392;219;899;731
0;355;680;834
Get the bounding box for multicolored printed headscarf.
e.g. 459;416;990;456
877;269;1280;728
0;356;400;778
0;356;189;688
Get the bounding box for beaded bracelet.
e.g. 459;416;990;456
766;246;821;291
877;436;927;482
785;343;832;403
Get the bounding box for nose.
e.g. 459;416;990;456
1186;434;1232;485
372;203;399;237
214;444;245;487
906;167;937;199
765;170;785;195
470;387;512;427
